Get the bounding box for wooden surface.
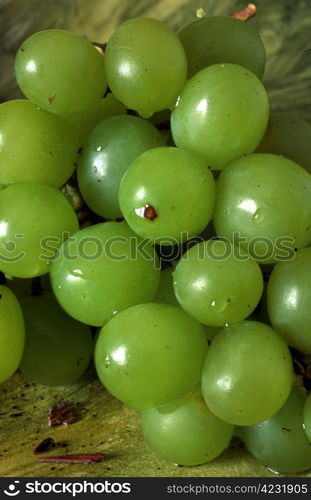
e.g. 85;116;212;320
0;0;311;478
0;370;281;478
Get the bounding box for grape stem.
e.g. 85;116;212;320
230;3;257;21
37;453;106;464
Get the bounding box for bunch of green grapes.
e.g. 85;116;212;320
0;6;310;473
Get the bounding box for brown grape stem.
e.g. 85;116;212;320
37;453;106;464
230;3;257;21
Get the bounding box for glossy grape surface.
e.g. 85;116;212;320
173;240;263;326
95;303;208;410
50;222;160;326
179;15;265;78
104;18;187;117
0;184;78;278
201;321;293;426
0;100;77;187
141;389;233;465
214;154;311;263
267;248;311;353
240;388;311;473
15;29;107;116
119;147;215;244
257;113;311;173
0;285;25;384
171;64;269;170
78;115;164;219
20;294;92;386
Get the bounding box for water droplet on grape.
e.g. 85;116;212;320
104;355;111;368
210;298;229;313
252;207;265;224
96;146;102;152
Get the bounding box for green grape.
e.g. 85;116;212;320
171;64;269;170
154;268;179;307
0;285;25;384
67;93;126;148
214;154;311;263
104;18;187;118
77;115;164;219
119;147;215;244
95;303;208;410
257;113;311;174
15;29;107;117
50;221;160;326
173;240;263;326
303;393;311;442
267;248;311;353
201;321;293;426
0;184;78;278
141;388;233;465
240;388;311;473
179;15;265;78
155;266;219;341
0;100;78;187
19;294;92;386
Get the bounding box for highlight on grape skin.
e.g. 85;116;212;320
0;2;310;476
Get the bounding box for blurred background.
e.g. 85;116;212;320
0;0;310;119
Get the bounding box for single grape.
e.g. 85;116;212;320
119;147;215;244
95;303;208;410
257;113;311;174
214;153;311;263
77;115;164;219
50;221;160;326
240;388;311;473
179;15;265;78
267;248;311;353
0;285;25;384
0;184;78;278
173;240;263;326
171;64;269;170
303;393;311;442
104;18;187;117
0;100;78;187
15;29;107;116
141;388;233;465
201;321;293;426
19;294;93;386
